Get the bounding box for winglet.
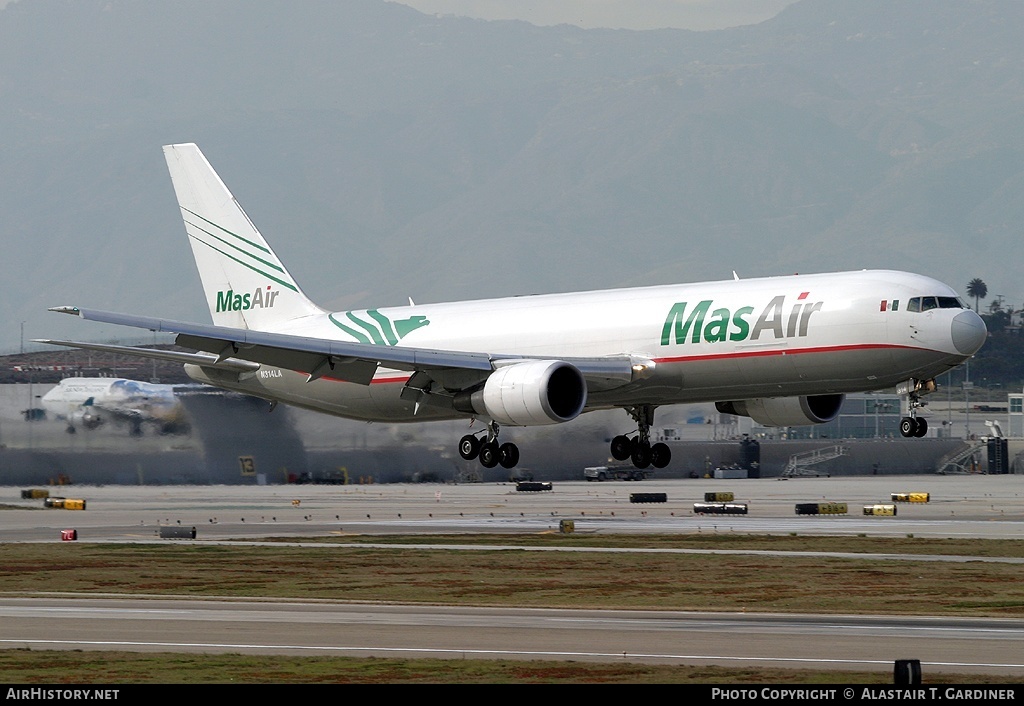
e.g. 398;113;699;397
48;306;82;316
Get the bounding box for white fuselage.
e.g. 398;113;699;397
41;379;120;419
185;269;986;424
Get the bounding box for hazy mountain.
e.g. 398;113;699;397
2;0;1023;353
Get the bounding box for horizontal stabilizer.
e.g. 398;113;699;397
33;339;261;373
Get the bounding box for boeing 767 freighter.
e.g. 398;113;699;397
39;143;987;470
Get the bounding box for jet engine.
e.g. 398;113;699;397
453;360;587;426
68;409;104;430
716;394;844;427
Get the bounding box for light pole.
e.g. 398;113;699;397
872;400;892;438
20;321;24;355
964;360;972;439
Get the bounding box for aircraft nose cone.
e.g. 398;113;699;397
951;310;987;355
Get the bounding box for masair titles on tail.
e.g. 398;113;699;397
40;143;987;471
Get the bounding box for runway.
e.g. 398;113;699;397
3;475;1024;542
2;475;1023;679
1;598;1022;677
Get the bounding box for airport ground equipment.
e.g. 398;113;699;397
712;466;747;479
693;502;748;514
159;526;197;539
43;497;86;510
583;465;651;481
795;502;848;515
515;481;552;492
780;445;848;477
935;440;986;474
863;504;897;516
704;492;734;502
891;492;930;503
630;492;667;504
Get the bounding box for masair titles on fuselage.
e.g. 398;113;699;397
661;293;823;345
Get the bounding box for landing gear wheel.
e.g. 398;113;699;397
498;442;520;469
458;434;481;460
650;442;671;469
899;417;916;438
610;435;632;461
631;442;652;469
479;442;500;469
622;403;658;470
912;417;928;437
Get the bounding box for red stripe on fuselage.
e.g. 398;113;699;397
654;342;926;365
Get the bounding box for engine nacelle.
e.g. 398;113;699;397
70;409;104;430
716;394;844;427
453;360;587;426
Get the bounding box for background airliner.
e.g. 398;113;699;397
40;377;192;436
39;144;987;470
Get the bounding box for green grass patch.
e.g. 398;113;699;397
0;649;1008;684
2;536;1023;615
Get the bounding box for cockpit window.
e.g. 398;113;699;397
906;296;966;313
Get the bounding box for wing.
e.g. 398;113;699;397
43;306;643;392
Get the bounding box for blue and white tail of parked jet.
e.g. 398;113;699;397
38;143;987;470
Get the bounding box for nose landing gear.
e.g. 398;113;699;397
610;404;671;469
898;378;936;438
899;416;928;437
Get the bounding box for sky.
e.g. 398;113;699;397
377;1;797;31
0;0;798;29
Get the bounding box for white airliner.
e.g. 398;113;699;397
40;377;191;435
39;143;987;470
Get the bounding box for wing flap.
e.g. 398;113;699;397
174;333;380;384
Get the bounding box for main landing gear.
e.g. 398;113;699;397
458;421;520;469
898;378;937;438
609;404;671;470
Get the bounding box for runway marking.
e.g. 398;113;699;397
3;639;1024;670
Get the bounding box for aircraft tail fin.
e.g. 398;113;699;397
162;143;325;330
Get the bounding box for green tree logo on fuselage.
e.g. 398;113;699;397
329;310;430;345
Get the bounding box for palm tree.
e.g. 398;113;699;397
966;278;988;312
